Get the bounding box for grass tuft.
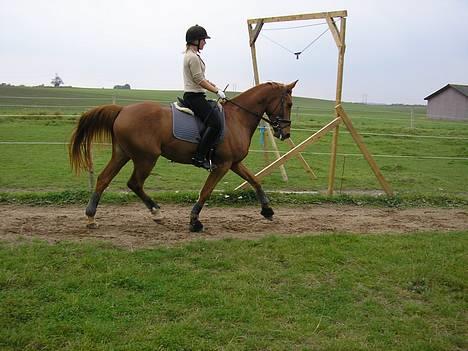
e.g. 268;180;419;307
1;190;466;208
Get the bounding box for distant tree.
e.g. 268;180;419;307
51;73;64;87
113;83;131;90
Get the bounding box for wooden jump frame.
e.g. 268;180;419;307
237;10;393;196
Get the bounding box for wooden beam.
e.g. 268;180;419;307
335;104;393;196
247;21;288;182
335;17;346;104
265;125;289;181
247;23;261;85
247;10;347;25
249;20;264;46
327;17;347;195
327;125;339;195
235;117;341;190
326;16;342;48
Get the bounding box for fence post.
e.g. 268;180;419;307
88;154;95;192
410;108;414;129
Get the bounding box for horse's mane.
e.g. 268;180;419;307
230;82;284;101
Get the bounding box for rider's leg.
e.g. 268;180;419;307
192;126;219;169
183;92;221;170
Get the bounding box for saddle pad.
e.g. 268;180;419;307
171;102;225;144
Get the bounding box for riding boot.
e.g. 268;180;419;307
192;126;218;170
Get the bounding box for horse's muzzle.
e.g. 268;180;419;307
274;129;290;140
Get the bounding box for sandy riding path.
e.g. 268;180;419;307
0;204;467;248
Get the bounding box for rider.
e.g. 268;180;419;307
183;24;225;170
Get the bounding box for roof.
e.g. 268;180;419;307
424;84;468;100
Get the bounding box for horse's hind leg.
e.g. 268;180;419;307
127;155;162;221
86;144;130;228
190;162;231;232
231;162;274;220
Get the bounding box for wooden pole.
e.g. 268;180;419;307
248;20;288;181
247;10;347;25
248;23;262;86
88;153;95;192
327;16;346;195
335;104;393;196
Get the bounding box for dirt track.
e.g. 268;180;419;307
0;204;467;248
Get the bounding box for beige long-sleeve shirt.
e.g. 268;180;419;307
183;49;206;93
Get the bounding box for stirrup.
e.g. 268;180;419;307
192;157;216;171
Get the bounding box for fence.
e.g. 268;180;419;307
1;93;467;195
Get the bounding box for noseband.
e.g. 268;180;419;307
266;91;291;139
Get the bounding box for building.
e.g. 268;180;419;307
424;84;468;121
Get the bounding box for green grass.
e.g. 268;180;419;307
0;232;466;350
1;86;467;201
1;189;467;208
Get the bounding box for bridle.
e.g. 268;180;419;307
225;90;291;139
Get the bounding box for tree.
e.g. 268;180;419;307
51;73;64;87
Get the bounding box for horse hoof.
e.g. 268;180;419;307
86;217;98;229
189;220;204;233
151;207;164;223
86;222;98;229
261;207;274;219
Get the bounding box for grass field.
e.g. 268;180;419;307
1;232;466;350
1;86;467;350
1;85;467;200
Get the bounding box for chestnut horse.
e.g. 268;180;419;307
69;81;297;232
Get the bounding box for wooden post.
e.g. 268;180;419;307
327;16;346;195
88;154;95;192
248;20;288;181
335;104;393;196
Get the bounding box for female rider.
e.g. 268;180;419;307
183;25;225;170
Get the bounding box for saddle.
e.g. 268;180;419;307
171;98;225;144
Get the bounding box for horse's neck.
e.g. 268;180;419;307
229;85;271;132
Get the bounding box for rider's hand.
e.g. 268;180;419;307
216;90;226;99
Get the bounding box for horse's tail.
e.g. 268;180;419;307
69;104;123;174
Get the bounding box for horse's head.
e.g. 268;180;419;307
264;80;298;140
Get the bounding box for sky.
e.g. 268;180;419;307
1;0;467;104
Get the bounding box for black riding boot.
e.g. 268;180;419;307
192;126;218;170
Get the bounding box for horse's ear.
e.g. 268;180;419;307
288;80;298;89
286;80;298;93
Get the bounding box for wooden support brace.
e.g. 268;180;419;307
265;124;289;181
326;16;343;48
249;20;264;46
335;104;394;196
327;125;340;195
235;117;341;190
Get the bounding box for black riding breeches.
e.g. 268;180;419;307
183;92;222;131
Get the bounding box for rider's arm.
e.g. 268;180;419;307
199;79;219;94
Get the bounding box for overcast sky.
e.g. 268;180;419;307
1;0;467;104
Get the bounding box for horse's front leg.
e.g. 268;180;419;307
190;163;231;232
231;162;274;220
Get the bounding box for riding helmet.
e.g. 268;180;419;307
186;25;211;43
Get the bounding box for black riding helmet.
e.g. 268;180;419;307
186;25;211;44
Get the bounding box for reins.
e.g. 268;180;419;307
224;93;291;129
